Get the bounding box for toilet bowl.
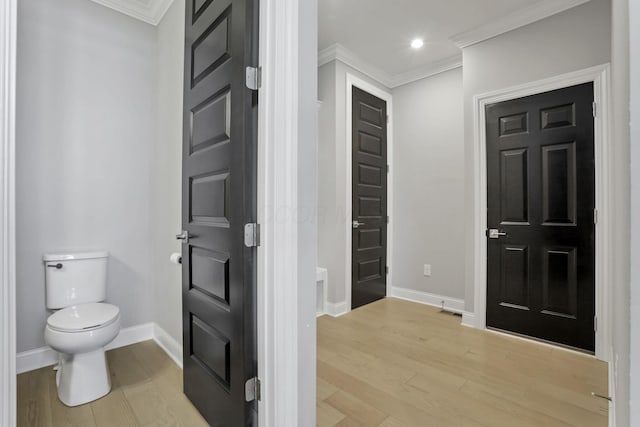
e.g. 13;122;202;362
42;251;120;407
44;302;120;406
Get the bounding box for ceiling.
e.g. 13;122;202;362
86;0;590;85
318;0;589;86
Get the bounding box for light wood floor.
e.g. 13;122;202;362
17;298;609;427
17;340;208;427
317;298;608;427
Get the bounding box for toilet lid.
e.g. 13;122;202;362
47;303;119;332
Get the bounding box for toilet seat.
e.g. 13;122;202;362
47;303;120;333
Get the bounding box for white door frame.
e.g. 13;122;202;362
0;0;17;425
257;0;317;425
344;74;393;312
470;64;611;361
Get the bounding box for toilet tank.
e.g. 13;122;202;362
43;251;109;309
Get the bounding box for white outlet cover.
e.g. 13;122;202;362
423;264;431;276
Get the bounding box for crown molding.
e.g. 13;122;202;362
451;0;591;49
88;0;174;26
389;54;462;88
318;44;393;88
318;43;462;89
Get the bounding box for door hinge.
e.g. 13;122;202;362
245;377;261;402
386;114;389;124
246;66;262;90
386;164;390;174
592;101;597;118
594;315;598;332
594;208;598;225
386;215;389;224
385;266;389;275
244;223;260;248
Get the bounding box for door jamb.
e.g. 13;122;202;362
0;0;17;425
470;63;611;361
345;74;393;312
257;0;318;425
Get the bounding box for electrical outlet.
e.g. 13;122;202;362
423;264;431;277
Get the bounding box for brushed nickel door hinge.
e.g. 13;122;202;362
245;377;261;402
244;223;260;248
246;66;262;90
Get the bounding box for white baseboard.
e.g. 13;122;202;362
152;324;183;369
389;286;465;314
16;346;58;374
17;322;164;374
106;322;154;351
462;311;476;328
325;301;349;317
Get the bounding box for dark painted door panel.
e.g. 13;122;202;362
181;0;258;424
352;87;387;309
486;82;595;352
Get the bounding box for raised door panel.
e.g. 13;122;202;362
181;0;258;424
486;82;595;352
352;87;387;310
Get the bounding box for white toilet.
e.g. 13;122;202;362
43;251;121;407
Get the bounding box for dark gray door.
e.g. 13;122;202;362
486;83;595;352
181;0;258;424
351;87;388;309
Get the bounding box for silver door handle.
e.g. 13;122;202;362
352;221;365;229
176;231;190;243
488;229;507;239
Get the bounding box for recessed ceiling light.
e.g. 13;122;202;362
411;38;424;49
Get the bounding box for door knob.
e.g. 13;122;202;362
176;231;190;244
488;229;507;239
352;221;365;229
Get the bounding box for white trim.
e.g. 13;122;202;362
16;322;155;374
389;55;462;88
258;0;317;425
318;43;462;89
316;267;328;316
324;301;349;318
88;0;174;26
389;287;465;314
0;0;16;424
15;347;58;376
152;324;183;368
450;0;592;49
106;322;153;350
471;64;611;362
345;74;394;315
319;44;392;88
461;312;476;328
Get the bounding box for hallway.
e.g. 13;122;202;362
317;298;608;426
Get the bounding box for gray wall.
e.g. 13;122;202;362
620;0;635;423
16;0;157;352
462;0;612;312
316;61;340;302
297;2;318;423
152;0;184;346
316;60;390;305
391;68;465;299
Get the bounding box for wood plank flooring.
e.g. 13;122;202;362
17;340;208;427
317;298;609;427
17;298;609;426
